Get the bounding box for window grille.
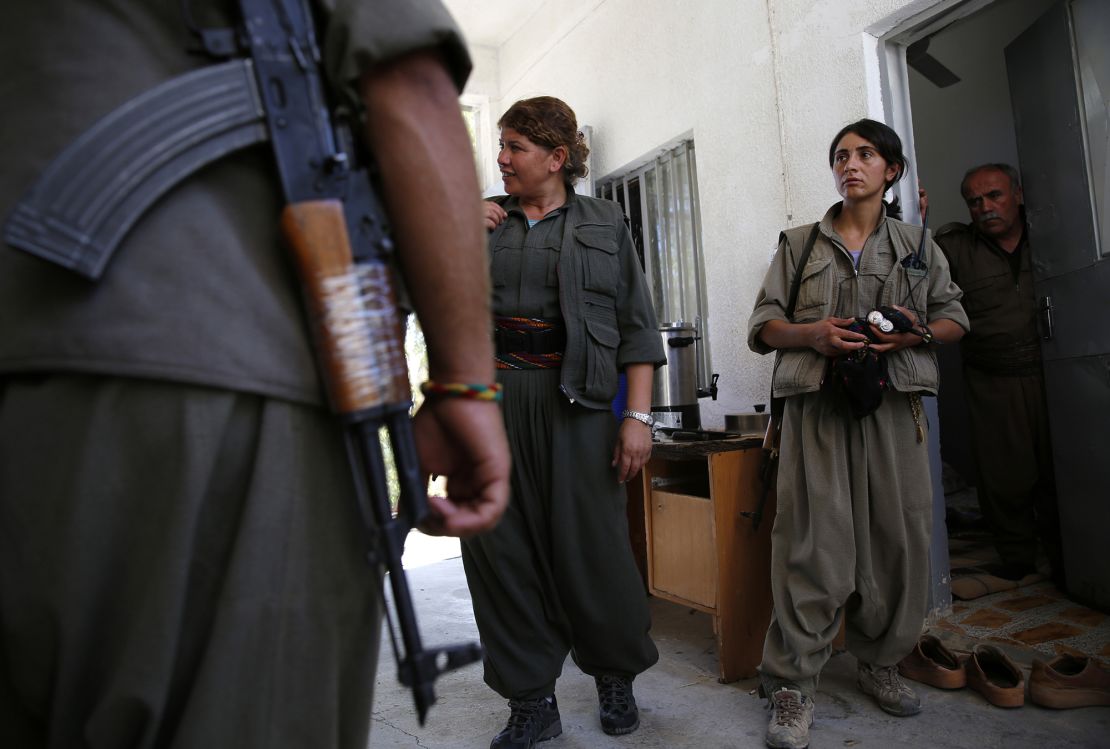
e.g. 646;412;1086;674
595;140;712;395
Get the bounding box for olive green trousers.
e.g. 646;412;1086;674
0;374;379;748
462;369;658;700
964;366;1061;573
759;390;933;698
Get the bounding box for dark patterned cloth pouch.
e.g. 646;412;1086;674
828;319;889;419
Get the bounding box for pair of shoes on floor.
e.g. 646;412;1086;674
1030;654;1110;709
857;661;922;716
764;686;814;749
901;636;1110;711
490;676;640;748
966;644;1025;708
763;664;919;749
897;634;1023;708
898;634;966;689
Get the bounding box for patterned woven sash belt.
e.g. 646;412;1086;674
494;316;565;370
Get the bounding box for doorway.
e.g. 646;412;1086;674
886;0;1110;657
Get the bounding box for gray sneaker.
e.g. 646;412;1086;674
857;662;922;716
765;687;813;749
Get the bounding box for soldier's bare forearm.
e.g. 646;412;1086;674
359;51;494;386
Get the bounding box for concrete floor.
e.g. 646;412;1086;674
367;536;1109;749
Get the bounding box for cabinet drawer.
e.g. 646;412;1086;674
649;490;717;609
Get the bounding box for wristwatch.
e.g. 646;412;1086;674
919;324;935;344
621;409;655;427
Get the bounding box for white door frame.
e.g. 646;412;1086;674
867;0;999;225
859;0;1002;619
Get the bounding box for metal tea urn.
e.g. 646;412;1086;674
651;321;717;430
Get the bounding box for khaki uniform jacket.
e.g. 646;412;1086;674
748;203;969;398
934;221;1041;374
487;193;664;410
0;0;469;405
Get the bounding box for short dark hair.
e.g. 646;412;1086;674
828;119;907;190
960;163;1022;196
498;96;590;186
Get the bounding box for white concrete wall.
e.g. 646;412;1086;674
463;44;500;99
459;45;501;192
468;0;954;425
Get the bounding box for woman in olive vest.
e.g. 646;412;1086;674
464;96;664;749
747;119;969;749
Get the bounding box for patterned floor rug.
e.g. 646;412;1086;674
932;580;1110;673
935;486;1108;669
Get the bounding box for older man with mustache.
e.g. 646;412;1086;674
935;163;1063;587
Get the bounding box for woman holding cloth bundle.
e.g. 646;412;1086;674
463;96;664;749
747;119;969;749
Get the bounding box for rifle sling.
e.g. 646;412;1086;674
770;222;819;421
752;222;820;528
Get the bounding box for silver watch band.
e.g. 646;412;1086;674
621;409;655;427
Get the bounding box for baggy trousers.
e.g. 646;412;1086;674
461;369;658;700
963;366;1060;573
0;374;380;749
759;390;933;698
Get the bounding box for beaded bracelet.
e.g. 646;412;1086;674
419;380;503;402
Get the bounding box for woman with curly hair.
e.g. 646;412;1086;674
463;96;664;748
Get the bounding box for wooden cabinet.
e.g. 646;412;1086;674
635;439;777;683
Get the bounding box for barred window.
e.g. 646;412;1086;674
595;140;712;393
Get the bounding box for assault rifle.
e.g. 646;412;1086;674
3;0;481;724
741;403;781;531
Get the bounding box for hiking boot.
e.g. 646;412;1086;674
857;662;922;716
595;674;640;735
490;695;562;749
764;687;813;749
